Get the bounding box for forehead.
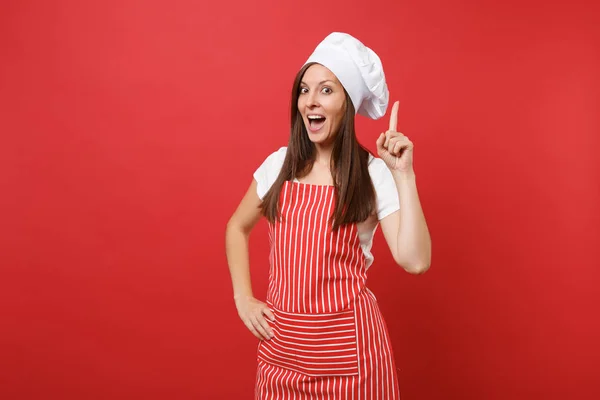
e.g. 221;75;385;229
301;64;341;85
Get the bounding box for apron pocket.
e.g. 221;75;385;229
257;306;359;377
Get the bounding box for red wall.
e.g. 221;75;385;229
1;0;598;398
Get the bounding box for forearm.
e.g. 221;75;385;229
225;223;254;300
393;170;431;273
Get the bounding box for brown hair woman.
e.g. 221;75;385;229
225;32;431;398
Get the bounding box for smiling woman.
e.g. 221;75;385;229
225;32;432;399
263;61;379;229
299;70;346;140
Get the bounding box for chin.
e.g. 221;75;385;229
307;131;331;144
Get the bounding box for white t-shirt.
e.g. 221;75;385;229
253;147;400;269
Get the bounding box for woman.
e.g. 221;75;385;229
226;32;431;399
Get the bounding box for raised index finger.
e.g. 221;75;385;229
389;101;399;132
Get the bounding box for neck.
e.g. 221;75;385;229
314;143;333;167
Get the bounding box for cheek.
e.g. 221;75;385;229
324;98;343;118
330;97;346;121
297;96;306;111
330;107;345;127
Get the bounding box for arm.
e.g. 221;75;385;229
225;179;275;340
376;100;431;274
225;179;262;300
379;170;431;274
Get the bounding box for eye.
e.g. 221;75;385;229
322;87;332;94
299;87;308;94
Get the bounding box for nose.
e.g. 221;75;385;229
306;91;320;108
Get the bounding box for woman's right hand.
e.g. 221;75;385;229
234;295;276;341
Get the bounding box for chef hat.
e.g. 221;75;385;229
303;32;389;120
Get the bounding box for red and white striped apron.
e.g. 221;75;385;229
256;181;401;399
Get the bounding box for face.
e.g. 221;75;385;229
297;64;347;146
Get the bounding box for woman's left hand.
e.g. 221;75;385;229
376;101;414;173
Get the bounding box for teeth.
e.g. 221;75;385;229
308;115;325;120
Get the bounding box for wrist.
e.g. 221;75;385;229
392;169;416;181
234;292;254;302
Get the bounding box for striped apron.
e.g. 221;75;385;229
256;181;401;399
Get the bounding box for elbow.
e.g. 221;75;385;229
403;262;430;275
226;216;253;237
226;217;240;238
226;216;237;229
226;218;235;234
226;219;243;236
394;243;431;275
395;256;431;275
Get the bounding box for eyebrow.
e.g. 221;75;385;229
300;80;336;86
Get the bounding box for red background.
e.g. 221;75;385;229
1;0;599;398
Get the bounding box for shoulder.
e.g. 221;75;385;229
257;146;287;174
253;147;287;200
265;146;288;165
367;154;392;182
367;154;400;220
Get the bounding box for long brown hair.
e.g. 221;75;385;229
259;62;376;231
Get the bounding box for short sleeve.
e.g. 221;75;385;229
253;147;287;200
369;157;400;220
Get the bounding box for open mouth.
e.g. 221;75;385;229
307;115;326;132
